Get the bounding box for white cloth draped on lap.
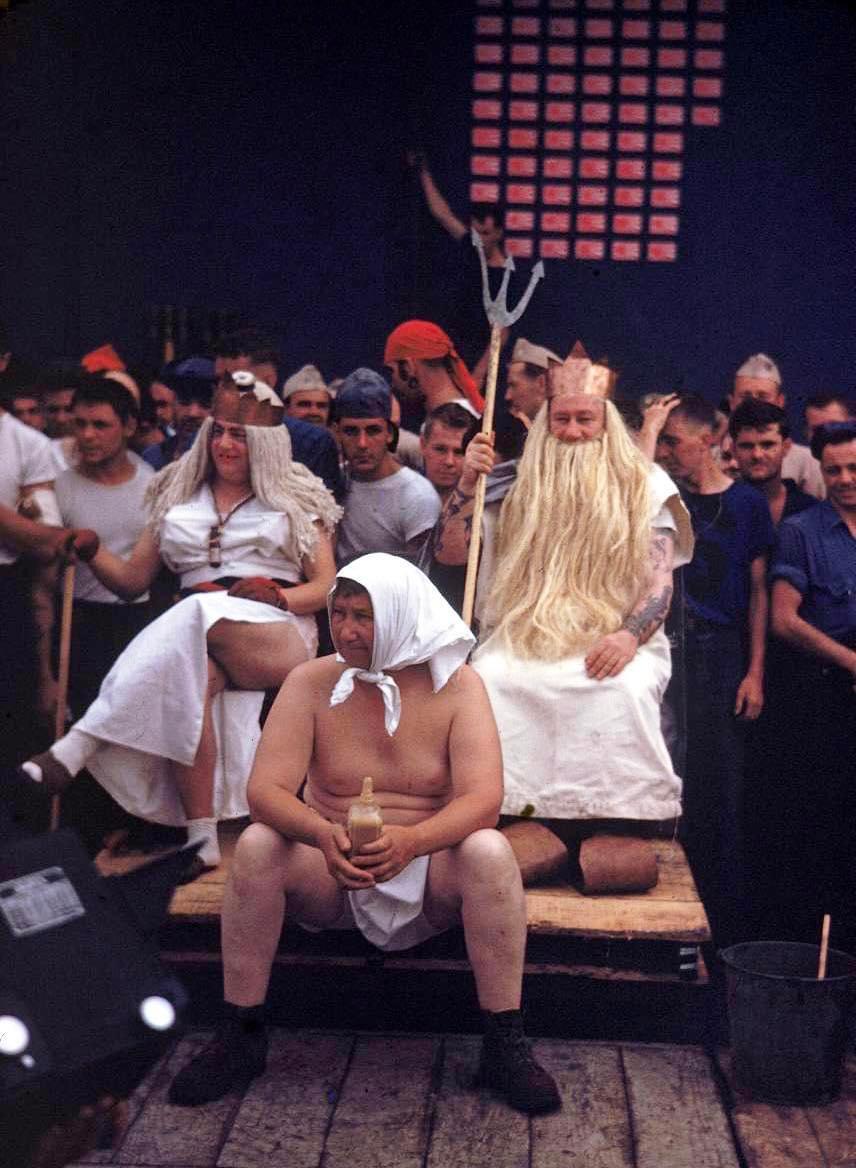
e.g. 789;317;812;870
77;592;316;826
472;463;693;822
473;630;681;820
349;855;441;951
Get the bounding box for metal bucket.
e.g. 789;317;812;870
720;941;856;1105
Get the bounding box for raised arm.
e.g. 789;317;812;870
434;432;496;565
87;526;162;600
410;151;468;241
637;393;681;461
585;527;675;680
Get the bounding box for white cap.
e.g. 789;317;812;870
509;337;562;371
735;353;781;386
282;364;331;400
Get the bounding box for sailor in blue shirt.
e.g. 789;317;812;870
767;422;856;951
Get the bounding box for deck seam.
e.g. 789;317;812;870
618;1044;640;1168
705;1046;750;1168
317;1030;358;1168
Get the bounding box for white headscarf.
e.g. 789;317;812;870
328;554;475;735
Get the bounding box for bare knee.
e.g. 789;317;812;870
230;823;290;895
454;828;519;878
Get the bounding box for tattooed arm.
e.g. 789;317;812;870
433;432;495;565
584;528;675;681
621;528;675;644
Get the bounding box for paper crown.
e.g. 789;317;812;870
546;340;616;399
212;371;284;426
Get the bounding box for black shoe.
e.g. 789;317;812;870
168;1018;268;1106
478;1016;561;1115
0;766;52;842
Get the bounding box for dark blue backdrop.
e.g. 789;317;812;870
1;0;854;415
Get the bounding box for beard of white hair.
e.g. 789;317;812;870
483;405;652;661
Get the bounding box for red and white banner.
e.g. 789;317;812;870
470;0;725;262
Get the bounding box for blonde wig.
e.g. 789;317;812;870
144;418;342;561
483;399;652;660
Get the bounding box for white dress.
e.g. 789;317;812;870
472;464;694;822
76;487;318;825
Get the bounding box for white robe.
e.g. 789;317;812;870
76;489;317;826
472;463;693;821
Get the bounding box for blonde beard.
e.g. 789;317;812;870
483;407;652;661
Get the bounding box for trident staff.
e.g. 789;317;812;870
462;232;544;626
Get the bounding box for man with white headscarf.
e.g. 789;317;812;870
169;553;561;1116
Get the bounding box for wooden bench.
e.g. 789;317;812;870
103;821;710;986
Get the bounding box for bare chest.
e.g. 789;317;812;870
312;680;452;800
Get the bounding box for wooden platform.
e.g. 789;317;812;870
66;1031;856;1168
103;822;710;986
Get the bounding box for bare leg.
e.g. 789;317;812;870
222;822;347;1006
206;619;310;690
423;828;526;1012
169;657;227;821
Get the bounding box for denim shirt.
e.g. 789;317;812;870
770;501;856;643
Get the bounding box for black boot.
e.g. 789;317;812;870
0;766;52;842
168;1005;268;1106
478;1010;561;1115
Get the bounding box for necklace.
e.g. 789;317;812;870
208;488;255;567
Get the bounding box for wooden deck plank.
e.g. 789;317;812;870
155;833;710;945
531;1040;634;1168
426;1035;529;1168
526;842;710;942
115;1033;237;1167
716;1049;830;1168
622;1045;739;1168
216;1031;353;1168
68;1044;179;1166
804;1053;856;1167
322;1034;436;1168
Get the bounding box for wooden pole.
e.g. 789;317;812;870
50;561;75;831
817;913;831;979
461;324;503;627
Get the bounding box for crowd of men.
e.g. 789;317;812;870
1;290;855;1117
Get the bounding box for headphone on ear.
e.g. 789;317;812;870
387;422;400;453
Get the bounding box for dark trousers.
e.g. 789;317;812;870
751;649;856;951
0;562;42;766
60;599;153;719
669;619;749;948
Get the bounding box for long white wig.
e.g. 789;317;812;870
144;418;341;561
482;400;652;660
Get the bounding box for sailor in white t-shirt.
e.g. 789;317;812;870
334;369;440;566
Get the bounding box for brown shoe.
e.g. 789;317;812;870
478;1011;561;1114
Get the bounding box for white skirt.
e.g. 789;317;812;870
472;629;681;822
77;592;317;826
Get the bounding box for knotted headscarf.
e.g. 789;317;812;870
384;320;485;415
328;553;475;735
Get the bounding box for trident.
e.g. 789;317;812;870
461;231;545;626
